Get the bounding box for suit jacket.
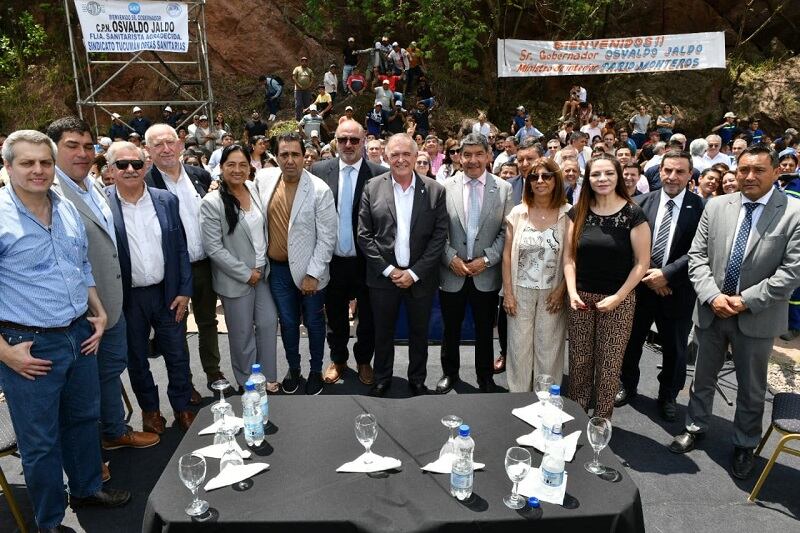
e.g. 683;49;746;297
146;163;212;197
253;168;338;290
200;181;268;298
635;189;704;317
689;190;800;338
105;185;193;307
357;171;448;297
310;157;384;258
58;177;124;328
439;172;513;292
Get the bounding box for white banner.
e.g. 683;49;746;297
74;0;189;53
497;32;726;77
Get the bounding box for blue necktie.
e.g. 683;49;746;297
338;166;354;254
721;202;759;295
466;179;481;260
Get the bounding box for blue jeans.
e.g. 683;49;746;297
268;262;326;373
342;65;355;92
98;315;128;439
0;318;102;528
632;132;646;148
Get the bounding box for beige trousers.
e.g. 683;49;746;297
506;285;567;392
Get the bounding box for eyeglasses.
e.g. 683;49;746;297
113;160;145;170
448;149;459;155
528;172;555;182
336;136;362;145
707;143;720;147
416;161;430;166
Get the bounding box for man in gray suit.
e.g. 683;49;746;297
255;133;338;395
669;145;800;479
358;133;448;397
436;133;512;394
47;118;160;461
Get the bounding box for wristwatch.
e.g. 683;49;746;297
483;257;490;266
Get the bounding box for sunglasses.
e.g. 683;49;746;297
113;159;145;170
336;136;361;145
527;172;555;182
416;161;430;166
448;149;459;155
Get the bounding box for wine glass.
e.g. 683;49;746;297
438;415;463;459
211;379;232;423
584;417;612;474
219;426;244;473
503;447;532;509
534;374;554;403
178;453;209;517
355;413;378;464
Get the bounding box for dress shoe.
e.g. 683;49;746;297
732;447;756;479
780;329;800;341
305;371;324;395
370;382;391;397
614;386;635;407
206;371;227;392
409;382;428;396
478;377;500;393
101;462;110;483
668;431;704;454
435;375;457;394
323;362;347;384
493;355;506;374
357;363;375;385
174;410;196;431
142;410;166;435
189;386;203;405
102;428;160;450
658;398;677;422
69;488;131;509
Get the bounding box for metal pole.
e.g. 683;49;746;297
63;0;84;121
199;1;215;133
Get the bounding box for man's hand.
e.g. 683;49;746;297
729;295;747;313
654;286;673;297
248;268;262;287
449;256;471;277
0;341;52;380
464;258;488;276
710;294;740;318
81;313;108;355
170;295;190;323
301;275;319;295
642;268;669;290
390;268;415;289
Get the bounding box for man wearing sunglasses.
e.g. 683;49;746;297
311;120;385;386
104;142;196;434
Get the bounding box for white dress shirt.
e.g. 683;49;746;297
381;175;419;282
243;206;267;268
695;151;730;173
335;158;362;257
118;188;164;287
651;188;686;267
160;165;206;262
737;188;774;257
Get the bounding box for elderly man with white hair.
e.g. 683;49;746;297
695;134;730;172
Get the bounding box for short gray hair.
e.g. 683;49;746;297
106;141;143;164
689;138;708;157
459;132;490;153
1;130;57;166
144;123;178;145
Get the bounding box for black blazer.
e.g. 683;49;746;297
635;189;704;316
357;172;448;296
106;185;193;308
146;164;212;197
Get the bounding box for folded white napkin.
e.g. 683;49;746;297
204;462;269;491
517;467;568;505
421;454;486;473
337;452;402;473
193;442;252;460
516;429;581;462
198;417;244;436
512;401;574;429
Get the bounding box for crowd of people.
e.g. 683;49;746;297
1;38;800;532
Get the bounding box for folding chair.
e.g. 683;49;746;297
748;392;800;502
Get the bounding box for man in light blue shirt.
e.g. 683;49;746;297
0;129;130;531
514;115;544;144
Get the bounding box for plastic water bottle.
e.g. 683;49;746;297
248;363;269;426
242;381;264;447
542;384;564;440
540;430;565;498
450;424;475;500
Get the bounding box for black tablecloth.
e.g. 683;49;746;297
142;393;644;533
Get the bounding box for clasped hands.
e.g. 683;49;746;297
710;294;747;318
449;256;487;277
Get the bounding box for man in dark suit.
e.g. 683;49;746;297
105;141;196;434
358;133;448;397
616;151;705;421
311;120;385;386
145;124;225;396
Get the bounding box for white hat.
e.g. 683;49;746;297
311;130;319;137
164;106;172;112
348;37;355;42
308;104;318;112
132;106;142;113
128;132;140;138
99;137;112;146
374;100;383;106
198;115;208;120
724;111;736;119
111;113;121;119
382;79;390;85
392;41;399;47
345;105;354;111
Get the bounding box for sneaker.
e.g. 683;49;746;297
305;371;324;395
282;368;302;394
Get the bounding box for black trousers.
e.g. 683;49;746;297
620;287;692;401
497;297;508;356
325;256;374;365
439;278;499;381
370;285;435;386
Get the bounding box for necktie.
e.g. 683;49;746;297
338;166;354;254
466;179;481;260
651;199;675;267
721;202;759;296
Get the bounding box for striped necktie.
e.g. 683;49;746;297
651;200;674;267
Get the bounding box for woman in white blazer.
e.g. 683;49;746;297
200;145;279;392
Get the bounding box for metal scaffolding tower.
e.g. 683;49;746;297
64;0;214;137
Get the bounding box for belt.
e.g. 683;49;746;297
0;312;88;334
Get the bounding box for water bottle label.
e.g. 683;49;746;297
450;472;473;489
542;467;564;487
260;398;269;420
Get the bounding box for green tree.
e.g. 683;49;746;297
0;8;48;80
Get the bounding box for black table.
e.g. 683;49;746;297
143;393;644;533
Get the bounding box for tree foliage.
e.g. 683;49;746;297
0;8;48;80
